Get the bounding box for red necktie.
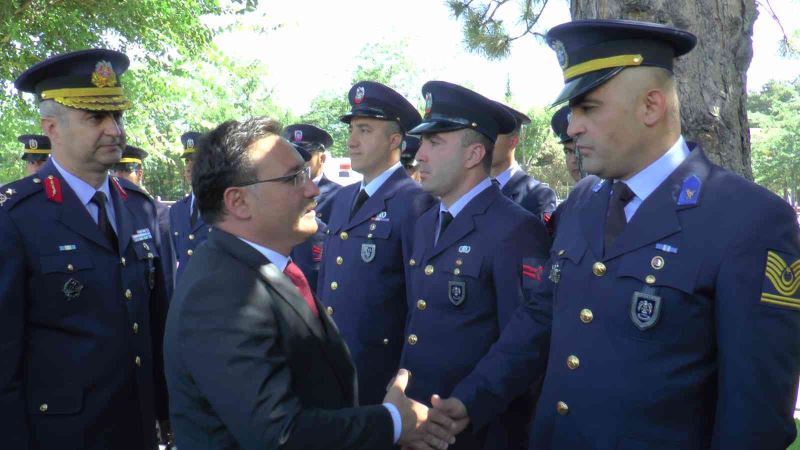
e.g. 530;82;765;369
283;261;319;317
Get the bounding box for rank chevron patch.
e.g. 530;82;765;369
760;250;800;310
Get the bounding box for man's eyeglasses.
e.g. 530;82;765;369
235;166;311;188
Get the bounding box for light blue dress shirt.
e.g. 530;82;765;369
436;177;493;244
51;156;118;233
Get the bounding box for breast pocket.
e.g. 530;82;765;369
610;249;704;343
548;239;588;312
34;252;95;317
438;253;483;313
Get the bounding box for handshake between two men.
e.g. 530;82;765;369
384;369;471;450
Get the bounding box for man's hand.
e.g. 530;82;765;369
384;369;456;450
430;395;470;435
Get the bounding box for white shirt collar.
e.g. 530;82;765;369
361;162;403;197
494;161;521;189
51;156;113;208
236;237;290;272
439;177;493;218
624;135;690;203
313;173;323;185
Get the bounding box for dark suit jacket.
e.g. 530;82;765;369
315;175;343;224
164;228;394;450
501;170;557;223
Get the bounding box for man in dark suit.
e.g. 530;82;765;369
168;131;209;287
434;19;800;450
490;103;557;224
1;49;170;450
164;117;456;450
283;123;342;223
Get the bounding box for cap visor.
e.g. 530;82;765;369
551;67;625;106
408;119;468;136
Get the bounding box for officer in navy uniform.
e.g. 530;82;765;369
432;20;800;450
288;141;328;295
400;135;421;182
18;134;51;176
400;81;551;450
491;103;557;224
168;131;210;287
0;49;170;450
317;81;435;406
113;145;174;301
283;123;342;223
550;106;581;183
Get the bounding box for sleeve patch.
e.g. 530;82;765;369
760;250;800;310
522;257;547;288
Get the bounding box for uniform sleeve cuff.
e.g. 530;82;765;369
382;403;402;444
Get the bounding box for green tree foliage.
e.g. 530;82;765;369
517;106;574;199
749;78;800;205
447;0;550;60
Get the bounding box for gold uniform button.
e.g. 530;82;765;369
188;234;195;240
147;252;154;259
580;309;594;323
124;289;133;300
142;243;150;251
340;232;349;240
120;257;126;266
330;281;338;290
409;259;416;266
645;275;656;284
135;356;142;367
592;262;607;277
424;265;434;276
174;231;179;236
407;334;418;345
453;268;461;276
336;256;344;265
556;401;569;415
33;177;41;184
417;299;427;310
133;322;139;334
567;355;580;370
66;264;74;272
558;249;565;256
367;233;374;239
326;306;334;316
187;249;193;256
39;403;48;412
383;338;389;345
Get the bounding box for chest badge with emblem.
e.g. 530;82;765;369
549;261;562;283
63;278;84;300
449;280;466;306
630;287;662;330
361;242;376;263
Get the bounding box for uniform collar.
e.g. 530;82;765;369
624;135;690;203
236;237;289;272
361;162;402;196
51;155;113;208
440;177;493;218
494;161;521;189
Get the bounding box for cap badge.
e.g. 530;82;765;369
293;130;303;142
354;86;365;104
29;138;38;149
424;92;433;114
91;61;118;88
549;39;568;70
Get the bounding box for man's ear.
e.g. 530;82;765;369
389;132;403;151
41;117;59;144
463;143;486;170
642;88;668;127
223;187;252;220
509;134;520;149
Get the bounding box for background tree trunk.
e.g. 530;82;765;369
571;0;758;178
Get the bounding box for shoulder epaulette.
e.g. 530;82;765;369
112;176;151;202
0;175;44;210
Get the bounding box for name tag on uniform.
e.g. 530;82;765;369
132;228;153;242
58;244;77;251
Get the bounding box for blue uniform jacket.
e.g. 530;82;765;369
452;145;800;450
0;160;169;450
168;193;210;287
317;168;434;405
401;184;551;450
501;170;557;224
291;218;327;295
315;175;343;224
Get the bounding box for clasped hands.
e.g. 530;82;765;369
383;369;471;450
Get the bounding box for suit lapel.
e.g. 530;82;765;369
604;144;711;260
347;168;407;228
580;179;611;259
110;181;134;253
40;164;114;252
501;170;526;203
429;185;497;260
